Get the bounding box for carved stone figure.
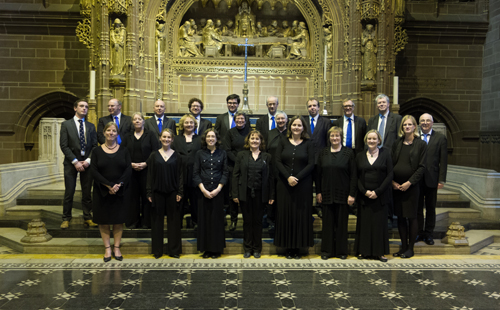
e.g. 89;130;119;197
189;19;198;35
222;20;235;36
235;0;256;38
290;20;299;37
323;25;332;56
287;21;309;59
215;19;223;35
156;22;167;60
278;20;291;37
361;24;377;81
178;21;202;57
267;20;279;37
256;22;268;37
110;18;126;76
202;19;223;53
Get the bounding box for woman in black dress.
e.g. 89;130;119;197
193;128;229;259
172;114;202;229
91;122;132;262
232;130;274;258
392;115;427;259
355;129;393;262
223;112;250;231
274;116;315;259
316;126;357;260
146;128;183;259
121;112;159;229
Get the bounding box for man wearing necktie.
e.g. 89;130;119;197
367;94;402;151
255;96;279;143
416;113;448;246
60;99;98;229
144;100;177;136
333;99;367;155
97;99;133;145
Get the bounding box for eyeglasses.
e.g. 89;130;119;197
343;105;353;109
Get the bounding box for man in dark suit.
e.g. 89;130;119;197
178;98;212;135
97;98;133;144
144;99;177;136
333;99;367;155
367;94;402;151
304;98;332;159
255;96;279;143
59;99;98;229
417;113;448;245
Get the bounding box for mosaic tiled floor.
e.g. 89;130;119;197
474;243;500;255
0;261;499;310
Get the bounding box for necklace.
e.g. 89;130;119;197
104;143;118;150
403;140;413;145
160;148;171;161
368;148;379;157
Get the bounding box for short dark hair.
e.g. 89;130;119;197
286;116;310;140
307;98;320;108
188;98;204;110
226;94;241;104
234;111;246;120
243;130;265;151
74;99;88;108
201;128;221;147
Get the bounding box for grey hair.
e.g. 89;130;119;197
374;94;390;105
275;110;288;120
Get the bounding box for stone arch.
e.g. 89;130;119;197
399;97;460;150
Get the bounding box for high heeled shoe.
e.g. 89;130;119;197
103;246;111;263
112;245;123;261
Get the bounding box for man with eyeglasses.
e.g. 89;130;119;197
333;99;367;155
416;113;448;246
178;98;213;135
255;96;279;143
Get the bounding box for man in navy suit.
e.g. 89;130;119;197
333;99;367;155
367;94;402;151
178;98;212;135
144;99;177;136
255;96;279;143
417;113;448;245
97;98;133;144
59;99;98;229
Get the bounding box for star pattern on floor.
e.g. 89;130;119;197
380;291;404;299
320;279;342;286
337;307;359;310
314;270;332;274
431;291;456;299
221;292;242;299
359;269;377;274
83;269;103;275
35;269;55;275
160;307;183;310
328;291;350;299
121;279;142;286
463;279;486;286
404;270;422;275
271;279;292;286
368;279;389;286
394;307;416;310
100;307;124;310
416;279;439;286
178;269;195;274
451;307;473;310
274;292;297;299
69;279;92;286
222;279;242;285
172;279;192;286
269;269;287;275
17;278;41;286
165;292;188;300
54;292;78;300
109;292;134;300
130;269;148;275
219;307;242;310
0;292;23;301
483;291;500;299
224;269;240;274
448;270;466;275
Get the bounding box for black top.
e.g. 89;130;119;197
315;146;357;205
222;125;250;167
90;147;132;197
121;129;160;163
193;148;229;191
172;134;202;187
391;137;427;185
393;144;413;184
355;148;393;206
275;139;315;181
247;153;263;190
146;151;183;197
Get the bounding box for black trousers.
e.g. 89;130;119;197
151;191;182;256
63;163;93;221
183;186;199;224
240;188;264;252
321;203;349;257
417;183;437;238
224;167;239;222
128;169;151;228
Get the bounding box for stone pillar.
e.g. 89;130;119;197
38;118;65;172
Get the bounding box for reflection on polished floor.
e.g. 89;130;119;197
0;253;499;310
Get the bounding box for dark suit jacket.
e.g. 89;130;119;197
367;112;402;151
232;150;274;203
421;130;447;188
178;117;212;136
391;137;427;186
97;114;133;144
172;134;202;188
333;115;367;155
255;114;273;143
60;118;98;165
144;115;176;136
121;129;160;163
304;115;332;159
214;111;250;139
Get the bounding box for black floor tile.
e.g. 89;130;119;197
237;296;282;308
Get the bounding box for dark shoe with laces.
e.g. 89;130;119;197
424;236;435;245
243;252;252;258
253;252;261;258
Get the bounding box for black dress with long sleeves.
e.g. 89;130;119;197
274;138;315;249
90;146;132;225
316;146;357;257
354;148;393;257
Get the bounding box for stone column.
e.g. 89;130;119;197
38;118;65;173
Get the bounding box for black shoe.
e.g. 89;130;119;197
294;253;301;260
112;245;123;261
286;250;293;259
154;253;162;259
339;255;347;260
211;252;220;259
424;237;435;245
415;235;425;242
202;252;211;258
379;256;388;263
321;255;329;260
103;246;111;263
393;250;405;257
169;254;180;259
253;252;261;258
401;250;414;259
243;252;252;258
357;255;366;260
229;221;237;231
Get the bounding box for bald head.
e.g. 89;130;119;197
419;113;434;134
266;96;279;115
107;98;122;116
154;100;166;117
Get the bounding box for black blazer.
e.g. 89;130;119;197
178;117;213;136
367;112;402;151
144;115;176;136
304;115;332;158
255;114;273;143
60;118;98;165
97;114;133;145
391;137;427;185
356;147;393;206
214;111;250;139
333;115;367;155
172;134;202;187
232;150;274;203
121;129;160;163
421;130;448;187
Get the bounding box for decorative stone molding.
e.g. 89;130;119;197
21;219;53;243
